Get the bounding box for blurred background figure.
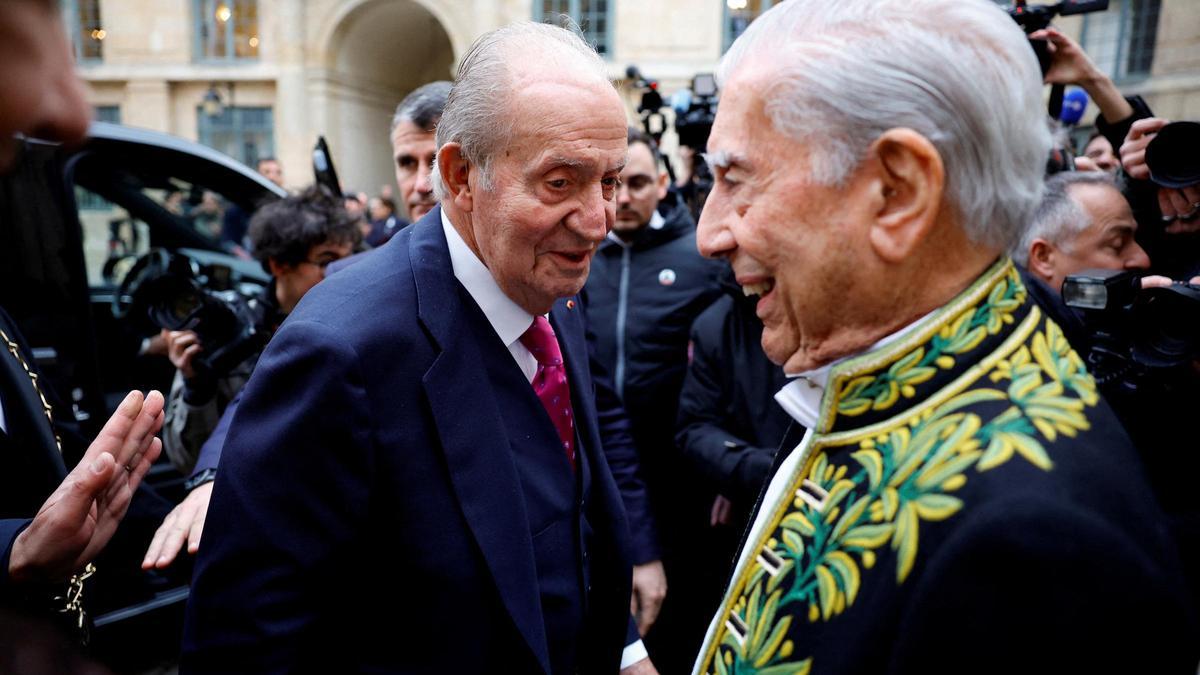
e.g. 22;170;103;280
583;127;722;674
366;195;403;247
390;81;451;223
160;184;360;477
1015;171;1150;294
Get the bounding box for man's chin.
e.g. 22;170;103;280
410;204;435;220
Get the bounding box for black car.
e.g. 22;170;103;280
0;122;285;671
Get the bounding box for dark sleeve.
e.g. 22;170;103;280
187;389;242;481
888;499;1198;674
676;309;772;502
581;299;661;565
1095;94;1154;158
0;519;30;592
182;319;374;673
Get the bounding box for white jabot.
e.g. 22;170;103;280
441;210;537;382
443;210;649;665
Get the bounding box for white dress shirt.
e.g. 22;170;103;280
441;211;647;669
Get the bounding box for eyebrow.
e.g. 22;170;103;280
702;150;746;172
542;156;626;175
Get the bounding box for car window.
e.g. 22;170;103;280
73;166;242;287
75;186;149;286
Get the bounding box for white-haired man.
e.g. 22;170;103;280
1015;171;1150;294
692;1;1196;673
183;22;655;675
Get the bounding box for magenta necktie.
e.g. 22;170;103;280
519;315;577;471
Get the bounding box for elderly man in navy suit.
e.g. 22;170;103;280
182;21;656;675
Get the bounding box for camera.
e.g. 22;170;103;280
671;73;718;153
1062;269;1200;389
118;249;270;378
1004;1;1110;120
1145;121;1200;191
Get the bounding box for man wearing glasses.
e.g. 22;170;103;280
146;187;359;567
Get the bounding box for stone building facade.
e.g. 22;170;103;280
67;0;1199;203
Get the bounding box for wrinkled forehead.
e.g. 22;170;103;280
504;77;627;166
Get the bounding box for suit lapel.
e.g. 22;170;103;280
550;299;599;471
410;208;551;675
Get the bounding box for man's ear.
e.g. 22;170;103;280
266;257;288;278
437;142;474;212
866;128;945;264
655;169;670;202
1027;239;1058;283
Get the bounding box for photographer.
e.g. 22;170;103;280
1017;170;1200;615
160;186;359;476
1119;117;1200;278
1014;171;1150;294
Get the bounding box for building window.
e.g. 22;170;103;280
95;106;121;124
194;0;260;61
62;0;105;62
724;0;775;52
1081;0;1161;82
197;106;275;167
534;0;611;58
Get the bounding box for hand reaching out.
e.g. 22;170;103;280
8;390;165;583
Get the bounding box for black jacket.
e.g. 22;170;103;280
675;268;791;505
583;196;723;486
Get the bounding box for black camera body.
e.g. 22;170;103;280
1145;121;1200;191
673;73;718;154
1004;1;1109;120
1063;269;1200;390
122;250;270;378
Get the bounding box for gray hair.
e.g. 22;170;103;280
431;20;610;200
1012;171;1122;265
391;81;452;135
717;0;1052;251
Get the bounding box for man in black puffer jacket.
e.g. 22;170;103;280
583;127;723;674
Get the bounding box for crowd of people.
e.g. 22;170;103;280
0;0;1198;673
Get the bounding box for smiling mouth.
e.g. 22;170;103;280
742;279;775;297
554;251;589;264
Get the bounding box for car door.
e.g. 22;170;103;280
0;122;283;671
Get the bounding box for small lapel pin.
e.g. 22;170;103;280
566;300;576;310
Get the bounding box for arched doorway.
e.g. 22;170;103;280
321;0;455;200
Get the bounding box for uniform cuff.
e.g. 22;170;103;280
620;639;648;669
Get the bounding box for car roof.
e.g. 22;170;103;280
79;121;289;205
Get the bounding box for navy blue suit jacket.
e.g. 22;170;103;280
182;207;635;674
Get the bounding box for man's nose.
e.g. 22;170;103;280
1125;241;1151;271
415;162;434;194
696;198;735;259
573;188;611;241
616;182;632;206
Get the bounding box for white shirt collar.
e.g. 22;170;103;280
441;209;533;348
774;311;932;429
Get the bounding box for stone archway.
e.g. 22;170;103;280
320;0;455;199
